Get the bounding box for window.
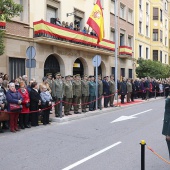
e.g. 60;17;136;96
120;33;125;46
146;3;149;14
146;48;149;59
110;28;115;41
165;37;167;46
128;9;133;23
165;19;167;28
146;25;149;37
160;9;163;22
153;50;158;61
112;67;115;79
128;36;132;47
74;9;84;30
128;69;132;78
153;29;158;41
165;1;167;11
153;8;158;20
160;30;163;42
9;57;25;80
121;68;125;77
139;0;142;10
111;0;115;14
46;6;57;23
160;51;162;63
139;45;142;58
165;55;167;64
139;21;142;34
120;3;125;19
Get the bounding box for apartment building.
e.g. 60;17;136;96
110;0;134;79
1;0;134;81
134;0;169;67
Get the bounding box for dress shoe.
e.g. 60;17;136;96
82;110;86;113
15;128;20;131
20;125;25;129
0;129;4;133
10;129;16;133
25;125;31;128
67;113;72;115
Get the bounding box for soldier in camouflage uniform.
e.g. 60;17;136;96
46;73;53;91
98;75;103;110
72;74;81;114
63;76;73;115
81;75;89;112
109;75;115;107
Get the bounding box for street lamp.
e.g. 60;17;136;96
66;12;75;17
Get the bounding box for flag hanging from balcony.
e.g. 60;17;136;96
87;0;104;43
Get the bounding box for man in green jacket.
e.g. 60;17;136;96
89;76;96;111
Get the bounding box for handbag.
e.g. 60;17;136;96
9;103;22;111
0;111;9;121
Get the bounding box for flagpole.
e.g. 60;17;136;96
114;0;118;101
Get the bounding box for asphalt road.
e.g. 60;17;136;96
0;98;169;170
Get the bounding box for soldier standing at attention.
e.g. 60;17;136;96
72;74;81;114
109;75;115;107
103;76;110;108
119;77;127;104
63;76;73;116
52;73;63;117
81;75;89;113
46;73;53;90
126;78;132;103
98;75;103;110
89;76;96;111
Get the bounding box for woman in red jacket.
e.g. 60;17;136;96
18;81;31;129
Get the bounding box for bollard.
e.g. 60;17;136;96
140;140;146;170
59;98;62;118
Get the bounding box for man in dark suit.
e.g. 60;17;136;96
103;76;110;108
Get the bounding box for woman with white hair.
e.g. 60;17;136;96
40;85;52;125
6;83;23;132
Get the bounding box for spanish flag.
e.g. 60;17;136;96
87;0;104;43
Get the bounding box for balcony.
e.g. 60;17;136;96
33;20;115;55
119;46;132;59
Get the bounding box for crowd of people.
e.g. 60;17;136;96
0;72;169;133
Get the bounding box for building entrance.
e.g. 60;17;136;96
44;54;60;77
73;58;84;76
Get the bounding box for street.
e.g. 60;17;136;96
0;98;169;170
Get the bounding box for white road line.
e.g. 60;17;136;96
132;109;153;117
62;141;122;170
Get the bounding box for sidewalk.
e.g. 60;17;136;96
50;97;164;123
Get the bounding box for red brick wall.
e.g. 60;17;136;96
6;21;29;37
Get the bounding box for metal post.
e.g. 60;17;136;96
140;140;146;170
155;89;156;99
95;58;98;110
28;47;32;81
114;0;118;103
59;98;62;118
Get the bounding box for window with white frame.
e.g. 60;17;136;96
139;0;142;10
165;37;167;46
165;1;168;11
139;45;142;58
128;9;133;23
110;28;115;41
165;54;167;64
146;47;149;59
120;3;125;19
160;51;162;63
146;25;149;37
46;6;57;23
160;30;163;42
111;0;115;14
128;36;133;47
146;3;149;14
165;19;167;29
139;21;142;34
153;29;158;41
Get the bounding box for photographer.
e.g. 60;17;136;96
18;81;31;129
40;85;52;125
6;83;23;133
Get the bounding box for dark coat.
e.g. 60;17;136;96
119;81;127;95
29;88;41;111
103;80;110;94
6;90;23;111
162;97;170;136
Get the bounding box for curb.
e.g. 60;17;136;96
50;97;164;123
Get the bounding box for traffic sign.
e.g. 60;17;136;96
26;46;36;59
26;59;36;68
92;55;101;67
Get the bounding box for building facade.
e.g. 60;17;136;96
1;0;134;82
134;0;169;69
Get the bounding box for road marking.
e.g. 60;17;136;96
62;141;122;170
111;109;153;123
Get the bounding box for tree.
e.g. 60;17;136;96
0;0;23;55
136;59;170;79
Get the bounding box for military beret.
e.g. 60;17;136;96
46;73;52;76
75;74;80;77
65;75;70;78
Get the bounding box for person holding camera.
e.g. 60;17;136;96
18;81;30;129
40;85;53;125
6;83;23;133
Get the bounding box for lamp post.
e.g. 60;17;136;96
114;0;118;100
